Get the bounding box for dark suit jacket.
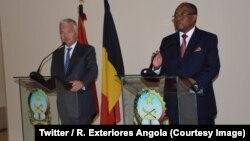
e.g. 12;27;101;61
159;27;220;124
51;42;98;124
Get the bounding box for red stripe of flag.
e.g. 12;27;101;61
78;3;99;120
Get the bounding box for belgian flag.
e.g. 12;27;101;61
100;0;125;124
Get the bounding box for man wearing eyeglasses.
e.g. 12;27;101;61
151;2;220;124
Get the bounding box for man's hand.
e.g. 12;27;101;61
152;51;162;70
70;80;84;92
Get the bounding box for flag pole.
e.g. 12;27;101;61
79;0;87;21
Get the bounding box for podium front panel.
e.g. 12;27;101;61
54;79;79;124
121;75;167;125
176;79;199;124
177;92;198;124
14;77;60;141
121;75;200;125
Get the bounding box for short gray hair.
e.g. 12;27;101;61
59;18;77;32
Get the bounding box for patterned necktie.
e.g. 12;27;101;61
64;48;72;74
180;34;187;58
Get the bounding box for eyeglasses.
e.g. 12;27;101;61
172;12;196;18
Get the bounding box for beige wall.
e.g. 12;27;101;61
1;0;250;140
0;18;6;107
0;17;7;130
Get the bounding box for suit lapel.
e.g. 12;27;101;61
171;33;182;61
183;28;201;59
176;33;182;59
57;47;65;78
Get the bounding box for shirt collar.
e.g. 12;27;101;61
65;41;77;51
180;26;195;38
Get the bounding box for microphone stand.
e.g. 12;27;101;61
29;43;65;90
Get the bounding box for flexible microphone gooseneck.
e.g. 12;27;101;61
29;43;65;86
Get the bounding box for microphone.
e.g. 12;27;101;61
141;51;159;82
29;42;65;88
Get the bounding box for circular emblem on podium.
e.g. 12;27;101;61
28;88;51;125
134;88;168;125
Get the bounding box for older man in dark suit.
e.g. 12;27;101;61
51;18;98;124
152;2;220;124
